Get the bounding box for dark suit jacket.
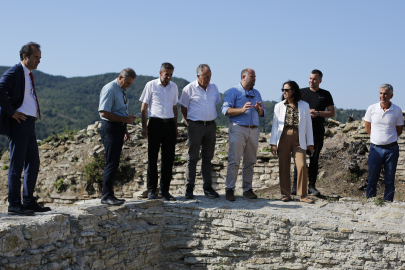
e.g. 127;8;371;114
0;63;25;135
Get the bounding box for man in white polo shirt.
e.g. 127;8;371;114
179;64;222;199
140;62;179;201
364;83;404;202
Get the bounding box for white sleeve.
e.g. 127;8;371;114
139;82;152;104
364;106;372;122
305;103;314;146
178;87;191;108
396;107;404;126
173;84;179;106
269;104;279;146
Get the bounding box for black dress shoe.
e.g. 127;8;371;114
101;196;125;205
161;191;176;201
115;197;126;202
291;186;297;195
204;187;219;199
308;186;320;196
148;192;157;200
8;205;35;216
24;201;51;212
226;190;235;201
185;188;194;199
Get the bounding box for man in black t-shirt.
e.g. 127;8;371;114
292;69;335;196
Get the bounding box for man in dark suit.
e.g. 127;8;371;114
0;42;51;215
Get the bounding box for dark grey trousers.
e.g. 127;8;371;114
185;120;217;190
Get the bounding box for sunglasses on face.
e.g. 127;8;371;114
281;89;291;92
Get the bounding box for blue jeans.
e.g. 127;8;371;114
366;143;399;202
100;121;126;198
7;119;40;207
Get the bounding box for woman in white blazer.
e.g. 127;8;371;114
270;81;315;203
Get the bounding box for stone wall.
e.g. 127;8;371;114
2;198;405;269
0;200;164;270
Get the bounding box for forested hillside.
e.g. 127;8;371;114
0;66;366;150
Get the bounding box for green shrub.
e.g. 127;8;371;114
53;179;67;193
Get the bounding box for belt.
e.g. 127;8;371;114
150;117;174;122
103;120;126;126
26;115;37;122
375;141;398;149
189;120;215;125
238;124;258;129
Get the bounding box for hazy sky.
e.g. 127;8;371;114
1;0;404;110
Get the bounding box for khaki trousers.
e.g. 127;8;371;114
225;123;259;192
278;127;308;197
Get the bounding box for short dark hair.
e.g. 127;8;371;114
120;68;136;79
281;80;301;103
20;42;41;61
311;69;323;78
161;62;174;71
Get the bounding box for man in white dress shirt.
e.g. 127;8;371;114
365;84;404;202
179;64;222;199
140;62;179;201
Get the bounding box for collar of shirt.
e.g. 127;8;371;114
194;80;210;90
379;102;393;112
113;79;126;93
283;100;298;107
157;78;172;88
21;62;31;76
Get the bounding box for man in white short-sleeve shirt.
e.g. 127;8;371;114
179;64;222;199
139;62;178;201
364;83;404;202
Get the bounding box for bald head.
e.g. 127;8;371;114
118;68;136;90
241;68;256;90
120;68;136;79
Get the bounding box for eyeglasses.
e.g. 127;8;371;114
123;92;128;104
245;89;255;98
281;89;291;92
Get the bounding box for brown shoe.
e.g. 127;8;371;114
300;197;314;203
281;197;291;202
226;190;235;201
243;189;258;199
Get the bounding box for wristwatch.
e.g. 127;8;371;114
317;111;321;117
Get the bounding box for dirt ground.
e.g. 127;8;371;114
257;130;405;203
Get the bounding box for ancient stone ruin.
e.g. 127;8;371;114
1;114;405;269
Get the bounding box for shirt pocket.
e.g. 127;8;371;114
206;94;218;109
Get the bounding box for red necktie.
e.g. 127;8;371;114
29;72;41;119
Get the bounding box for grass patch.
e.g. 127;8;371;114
216;125;225;133
53;179;67;193
375;197;385;207
83;154;135;194
2;165;9;170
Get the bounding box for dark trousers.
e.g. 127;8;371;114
366;143;399;202
294;127;324;187
185;120;216;190
7;118;40;207
100;121;126;198
147;118;176;193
